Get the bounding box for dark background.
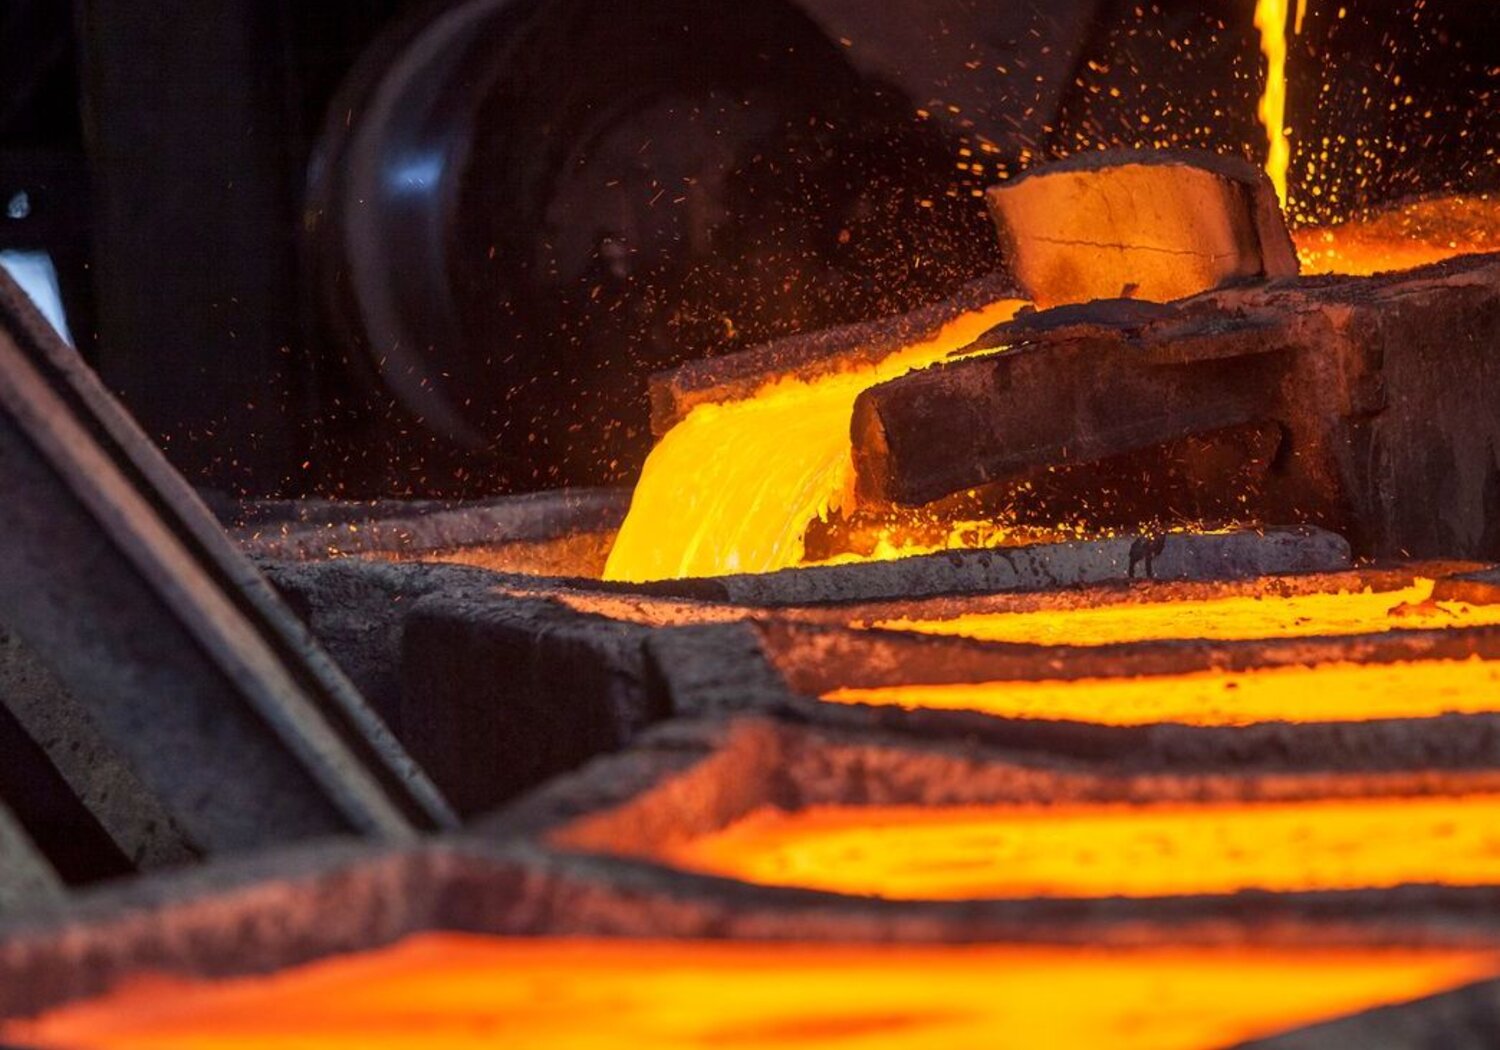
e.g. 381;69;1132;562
2;0;1495;499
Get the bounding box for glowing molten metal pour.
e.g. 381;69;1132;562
1255;0;1307;204
9;934;1496;1050
604;298;1025;581
660;794;1500;900
602;1;1498;583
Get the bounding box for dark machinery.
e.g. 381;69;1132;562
2;0;1494;499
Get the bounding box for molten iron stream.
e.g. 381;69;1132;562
659;795;1500;901
826;658;1500;727
9;934;1496;1050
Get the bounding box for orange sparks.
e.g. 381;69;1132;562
8;934;1496;1050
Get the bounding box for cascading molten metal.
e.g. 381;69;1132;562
603;298;1025;581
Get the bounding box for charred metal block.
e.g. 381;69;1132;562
399;593;666;818
236;488;628;577
850;306;1298;506
261;560;502;737
604;526;1352;606
852;254;1500;561
986;150;1299;308
0;270;455;858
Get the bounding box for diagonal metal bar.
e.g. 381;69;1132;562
0;270;456;853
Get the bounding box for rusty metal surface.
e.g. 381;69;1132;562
622;526;1352;605
233;487;630;563
853;253;1500;561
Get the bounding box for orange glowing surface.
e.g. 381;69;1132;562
1297;195;1500;275
8;934;1496;1050
660;795;1500;901
602;298;1026;582
825;658;1500;727
871;579;1500;647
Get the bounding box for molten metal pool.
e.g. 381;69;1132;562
656;794;1500;901
8;934;1496;1050
1294;196;1500;276
825;658;1500;727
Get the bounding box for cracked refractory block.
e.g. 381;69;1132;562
987;149;1299;308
